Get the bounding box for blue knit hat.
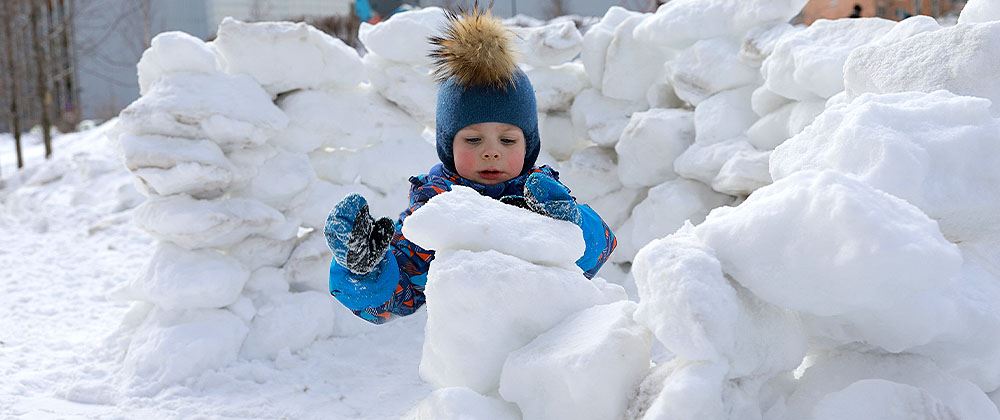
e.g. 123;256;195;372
429;7;540;176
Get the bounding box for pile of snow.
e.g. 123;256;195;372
400;188;648;419
109;18;437;396
102;3;1000;418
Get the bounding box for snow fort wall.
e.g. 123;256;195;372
105;4;1000;419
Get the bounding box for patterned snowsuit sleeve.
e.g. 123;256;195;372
327;176;448;324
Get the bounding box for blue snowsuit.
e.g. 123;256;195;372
328;163;617;324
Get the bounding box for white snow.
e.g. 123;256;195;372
213;18;364;95
498;301;652;420
844;21;1000;116
358;7;447;65
137;31;221;96
401;186;585;268
615;108;694;188
771;90;1000;242
959;0;1000;24
762;17;895;100
511;20;584;68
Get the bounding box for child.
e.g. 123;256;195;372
325;7;617;324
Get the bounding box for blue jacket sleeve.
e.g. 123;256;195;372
328;176;447;324
574;204;617;278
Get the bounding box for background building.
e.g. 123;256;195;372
799;0;965;24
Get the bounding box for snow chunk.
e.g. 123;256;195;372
844;22;1000;116
227;236;296;270
122;308;247;396
364;54;438;126
695;170;962;351
959;0;1000;24
570;88;647;146
811;379;959;420
403;387;520;420
633;0;808;50
358;7;447;65
629;180;731;250
603;15;667;102
751;85;793;117
129;243;249;311
419;249;622;393
695;86;757;145
785;350;1000;420
511;20;583;67
499;301;652;420
283;232;332;293
213;18;363;94
133;195;297;250
581;7;643;89
276;86;425;152
137;31;220;95
402;186;584;268
117;73;289;151
633;227;804;377
235;149;315;211
673;136;757;187
310;136;437;196
526;62;589;113
615;108;695;188
670;38;760;105
538;112;587;160
712;149;771;196
119;134;233;198
240;291;334;360
739;23;800;67
771;91;1000;242
556;146;622;202
587;187;645;234
762;18;895;100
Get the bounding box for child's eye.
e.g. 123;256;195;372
465;137;482;144
501;138;517;145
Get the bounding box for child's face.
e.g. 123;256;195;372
453;122;526;185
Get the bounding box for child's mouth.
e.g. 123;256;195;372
478;170;503;180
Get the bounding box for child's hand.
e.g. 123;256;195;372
325;194;395;275
524;172;582;224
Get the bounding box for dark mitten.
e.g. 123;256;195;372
500;195;531;210
325;194;395;275
524;172;582;224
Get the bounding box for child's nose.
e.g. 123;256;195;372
482;151;500;160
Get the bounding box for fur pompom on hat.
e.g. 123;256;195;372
429;2;540;176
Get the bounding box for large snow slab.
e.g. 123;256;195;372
402;186;585;268
358;7;447;65
137;31;220;95
116;72;289;151
499;301;651;420
213;18;363;94
633;0;808;50
844;21;1000;116
695;170;962;352
133;194;298;250
771;91;1000;243
418;249;622;393
511;20;584;68
616;108;694;188
127;243;249;311
762;18;895;100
